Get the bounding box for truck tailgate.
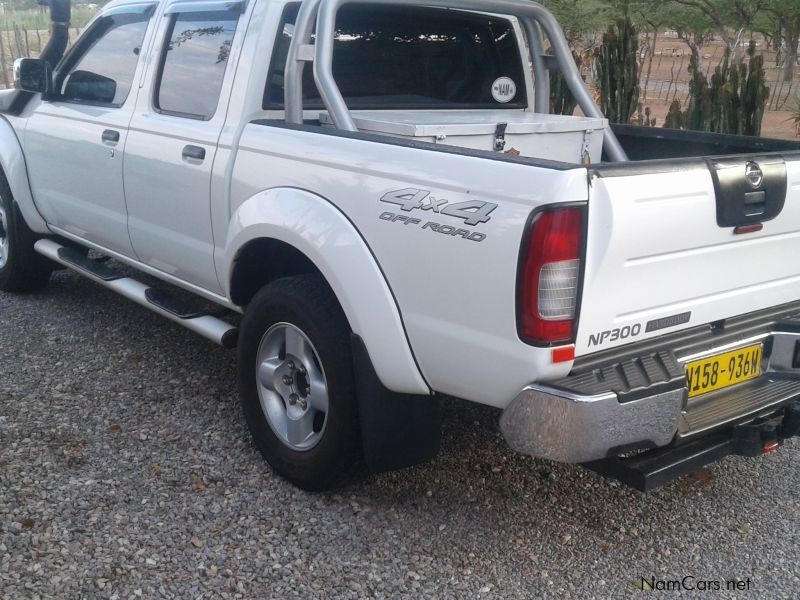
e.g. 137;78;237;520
576;156;800;356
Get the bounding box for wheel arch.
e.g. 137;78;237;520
0;116;48;234
229;237;321;306
222;186;430;396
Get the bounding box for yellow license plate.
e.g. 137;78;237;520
686;344;763;398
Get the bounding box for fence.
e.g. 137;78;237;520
635;34;799;112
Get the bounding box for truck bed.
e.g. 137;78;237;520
610;124;800;161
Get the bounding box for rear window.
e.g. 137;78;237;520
264;4;527;110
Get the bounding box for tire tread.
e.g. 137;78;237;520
0;171;52;293
238;274;364;491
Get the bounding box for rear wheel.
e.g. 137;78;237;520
0;173;52;292
238;275;363;490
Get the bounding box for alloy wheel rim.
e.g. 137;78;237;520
255;322;329;451
0;206;9;269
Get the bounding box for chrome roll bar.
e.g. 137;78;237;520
284;0;628;162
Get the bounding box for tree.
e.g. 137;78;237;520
763;0;800;82
540;0;612;48
668;0;764;64
628;3;669;102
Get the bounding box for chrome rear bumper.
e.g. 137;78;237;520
501;328;800;463
500;385;684;463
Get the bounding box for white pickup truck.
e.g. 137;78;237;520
2;0;800;491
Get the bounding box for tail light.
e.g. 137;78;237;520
518;206;584;345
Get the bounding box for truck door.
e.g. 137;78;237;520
123;2;245;294
25;5;155;256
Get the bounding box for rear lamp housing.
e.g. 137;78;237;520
517;206;585;345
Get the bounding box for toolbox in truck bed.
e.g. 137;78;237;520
319;110;608;164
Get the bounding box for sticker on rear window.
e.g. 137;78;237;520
491;77;516;103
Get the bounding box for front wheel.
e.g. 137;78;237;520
0;173;52;293
237;275;363;491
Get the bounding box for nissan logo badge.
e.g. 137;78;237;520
745;161;763;189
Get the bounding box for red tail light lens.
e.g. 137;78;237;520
518;207;584;344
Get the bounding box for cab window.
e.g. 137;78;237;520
154;10;240;120
57;12;150;107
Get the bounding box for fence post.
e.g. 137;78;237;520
0;32;9;88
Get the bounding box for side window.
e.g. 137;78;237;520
59;12;150;107
155;10;240;120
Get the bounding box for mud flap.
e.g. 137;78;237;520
351;335;441;472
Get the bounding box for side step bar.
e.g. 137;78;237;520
585;401;800;491
34;239;238;349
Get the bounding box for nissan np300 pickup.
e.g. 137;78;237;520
1;0;799;491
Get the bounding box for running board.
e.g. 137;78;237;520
34;239;238;349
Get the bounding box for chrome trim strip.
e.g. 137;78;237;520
678;333;773;363
523;383;616;404
677;329;800;376
677;379;800;438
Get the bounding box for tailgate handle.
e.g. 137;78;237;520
743;191;766;216
707;157;787;228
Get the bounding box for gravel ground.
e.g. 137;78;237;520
2;268;800;599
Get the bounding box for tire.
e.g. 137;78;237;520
238;274;363;491
0;172;52;293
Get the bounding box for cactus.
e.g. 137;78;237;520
708;60;728;133
790;96;800;137
685;53;712;132
682;42;769;136
593;18;640;124
636;103;657;127
739;42;769;136
664;99;686;129
550;51;582;116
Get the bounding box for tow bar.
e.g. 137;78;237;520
584;402;800;492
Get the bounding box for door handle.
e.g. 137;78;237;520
182;145;206;161
102;129;120;144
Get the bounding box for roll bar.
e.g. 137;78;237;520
284;0;628;162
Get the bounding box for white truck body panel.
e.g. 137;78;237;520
0;112;48;233
230;124;590;406
223;185;431;395
19;0;155;249
122;0;252;293
577;162;800;356
24;103;137;256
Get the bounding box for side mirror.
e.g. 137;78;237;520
13;58;52;94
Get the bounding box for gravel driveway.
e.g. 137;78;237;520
2;269;799;599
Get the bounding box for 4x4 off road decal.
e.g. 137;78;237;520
378;188;497;243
